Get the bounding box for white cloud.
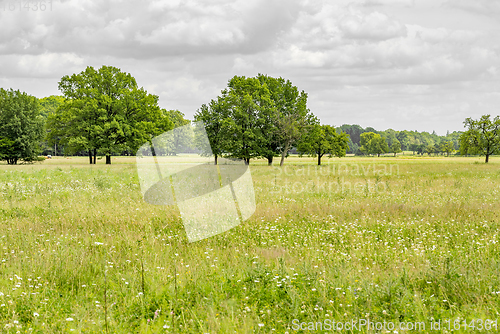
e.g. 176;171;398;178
339;11;407;40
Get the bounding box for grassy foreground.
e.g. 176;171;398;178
0;156;500;333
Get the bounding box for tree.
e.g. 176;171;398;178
48;65;172;164
369;135;389;157
38;95;65;156
38;95;65;118
460;115;500;163
0;89;44;164
440;140;454;157
409;143;419;155
297;123;349;165
416;144;426;155
346;137;360;155
390;139;402;157
159;110;191;156
396;130;410;151
359;132;376;155
223;75;274;165
360;132;388;157
425;145;435;156
256;74;311;166
339;124;365;146
194;97;230;165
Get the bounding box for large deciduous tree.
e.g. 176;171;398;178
0;89;44;164
47;66;172;164
256;74;311;166
223;75;274;165
297;122;349;165
460;115;500;163
195;74;313;166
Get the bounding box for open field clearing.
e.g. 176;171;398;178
0;156;500;333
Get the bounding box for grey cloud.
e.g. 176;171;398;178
0;0;304;59
443;0;500;17
2;0;500;134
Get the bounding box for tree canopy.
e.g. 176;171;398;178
256;74;311;166
460;115;500;163
0;89;44;164
360;132;389;157
47;65;172;164
297;123;349;165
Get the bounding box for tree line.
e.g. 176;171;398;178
340;124;461;157
0;65;498;164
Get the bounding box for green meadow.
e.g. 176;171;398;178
0;156;500;333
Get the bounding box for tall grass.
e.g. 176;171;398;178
0;156;499;332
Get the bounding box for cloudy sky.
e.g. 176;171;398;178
1;0;500;134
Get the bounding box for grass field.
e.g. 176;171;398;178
0;155;500;333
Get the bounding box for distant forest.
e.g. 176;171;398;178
337;124;461;155
36;95;462;157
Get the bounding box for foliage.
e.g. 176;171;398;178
460;115;500;163
158;110;192;156
193;97;230;165
38;95;65;119
390;139;402;156
47;66;172;164
256;74;311;166
440;141;455;156
341;124;462;154
220;75;275;165
296;123;349;165
0;88;45;164
195;74;313;166
360;132;389;157
38;95;65;155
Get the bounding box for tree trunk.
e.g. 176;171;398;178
317;154;321;166
93;149;97;164
378;153;380;157
214;155;218;165
486;154;489;163
244;158;250;165
394;153;396;157
89;150;92;164
280;142;290;166
267;156;273;166
106;155;111;164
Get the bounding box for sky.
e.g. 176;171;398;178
1;0;500;135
